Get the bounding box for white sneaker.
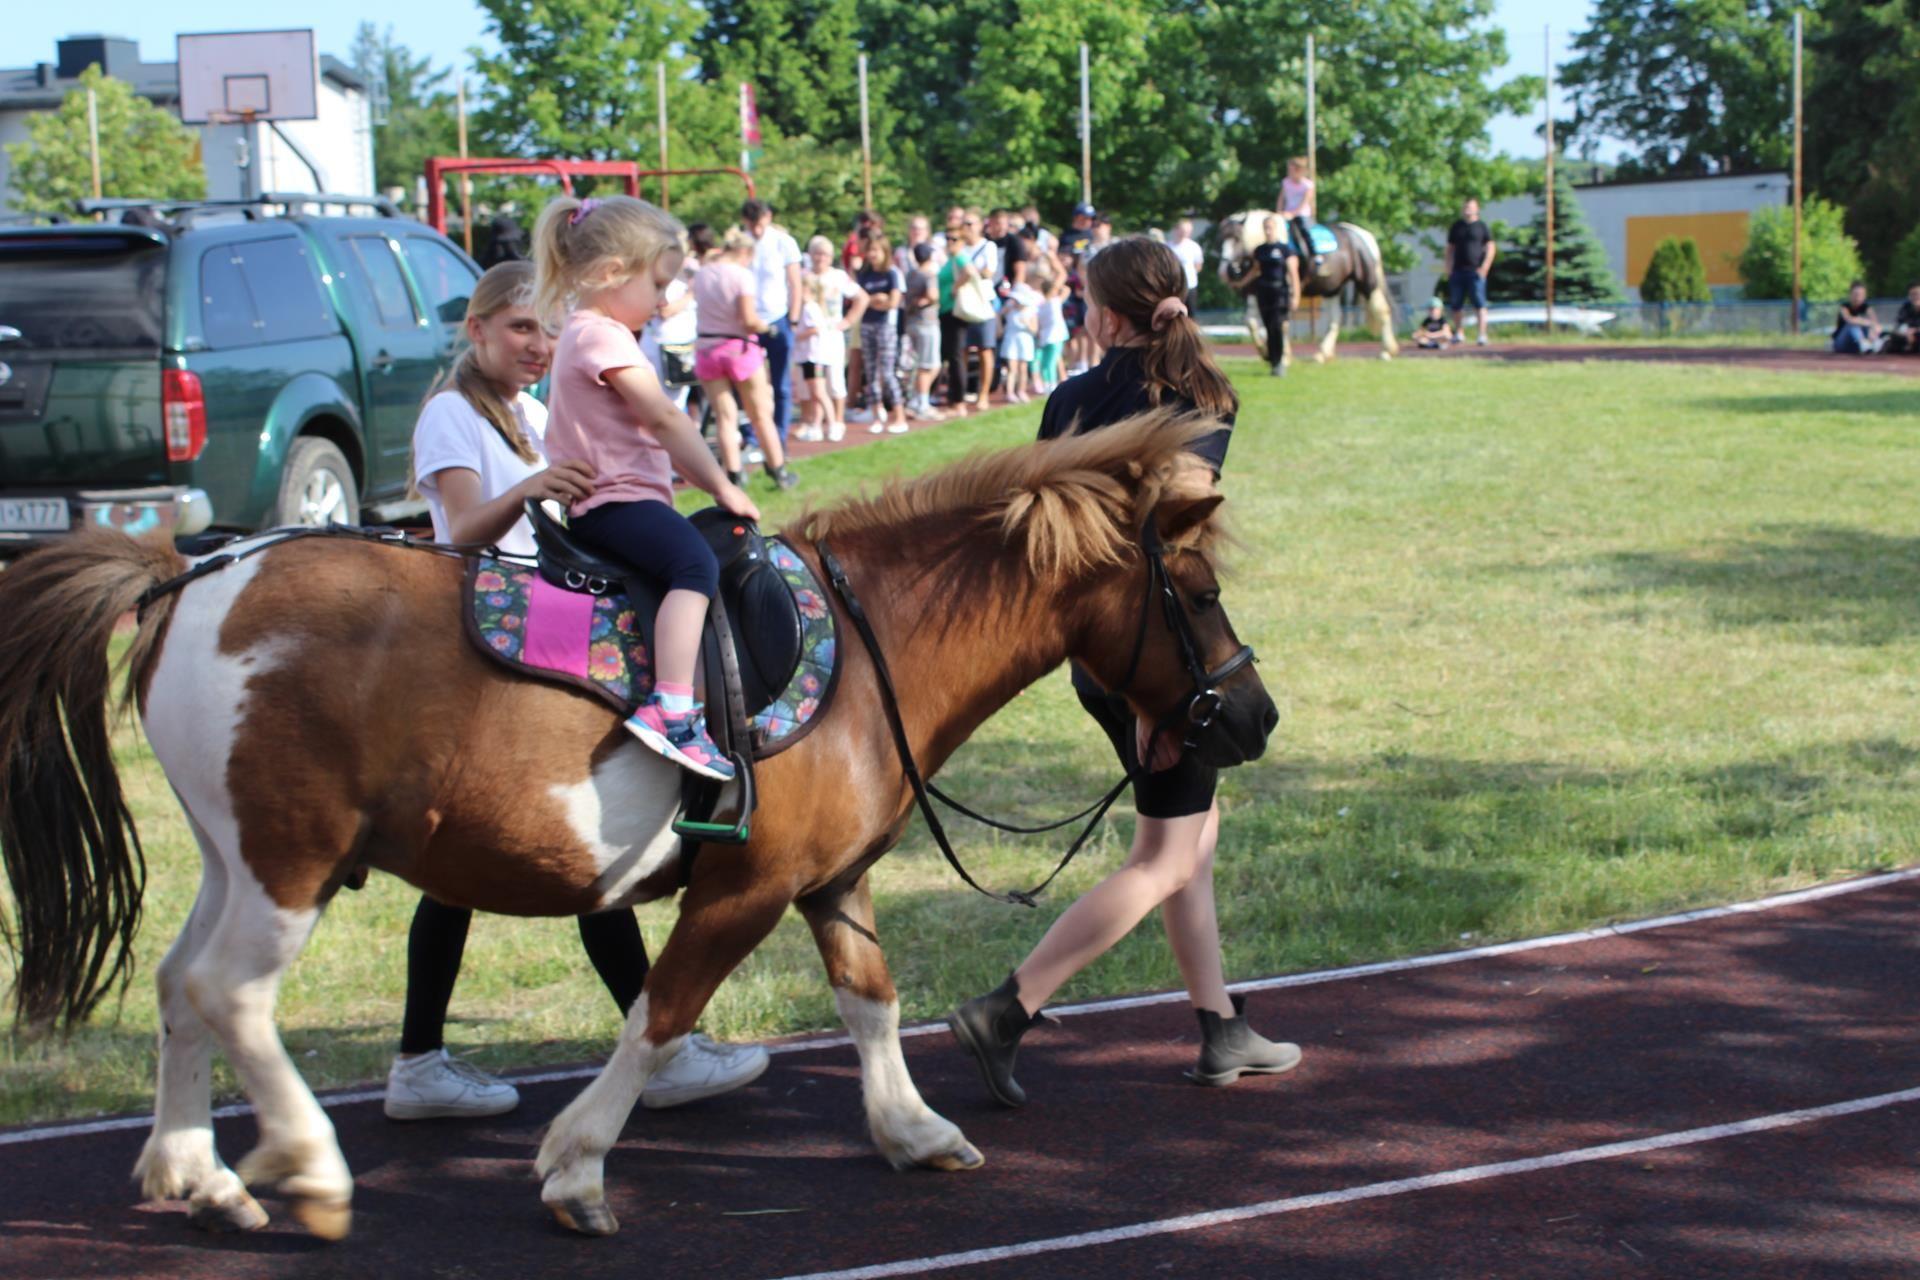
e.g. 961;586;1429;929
887;420;909;434
1476;333;1490;347
909;402;942;422
384;1049;520;1120
793;425;824;443
641;1033;770;1109
827;421;846;442
846;407;875;424
743;445;766;466
867;421;886;434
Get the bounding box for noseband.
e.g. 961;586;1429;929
816;515;1256;907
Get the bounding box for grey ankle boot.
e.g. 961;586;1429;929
1186;994;1302;1087
947;973;1036;1108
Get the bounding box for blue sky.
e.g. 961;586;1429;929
7;0;1615;162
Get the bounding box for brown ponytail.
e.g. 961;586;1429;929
1084;237;1237;420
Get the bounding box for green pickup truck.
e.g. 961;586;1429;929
0;196;480;550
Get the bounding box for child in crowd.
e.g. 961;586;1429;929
1414;300;1453;349
1063;251;1093;375
640;236;700;413
998;269;1041;403
793;235;868;441
1033;256;1071;393
531;194;759;781
902;242;946;420
854;232;910;434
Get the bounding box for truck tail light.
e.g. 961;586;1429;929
163;369;207;463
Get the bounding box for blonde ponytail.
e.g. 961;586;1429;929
531;193;686;325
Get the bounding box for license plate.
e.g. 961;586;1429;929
0;497;70;532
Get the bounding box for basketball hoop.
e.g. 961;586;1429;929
177;31;318;126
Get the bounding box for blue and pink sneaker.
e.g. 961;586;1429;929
623;695;737;781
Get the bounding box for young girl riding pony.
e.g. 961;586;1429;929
532;194;760;782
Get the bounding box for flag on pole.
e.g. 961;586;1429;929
739;82;762;172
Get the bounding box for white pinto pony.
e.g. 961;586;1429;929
1217;209;1399;365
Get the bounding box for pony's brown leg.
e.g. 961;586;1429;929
798;875;983;1173
536;863;794;1236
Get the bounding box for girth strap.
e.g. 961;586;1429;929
817;539;1132;908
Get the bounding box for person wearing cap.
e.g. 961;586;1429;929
1085;214;1115;263
1060;203;1096;257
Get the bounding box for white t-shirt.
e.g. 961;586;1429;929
1173;237;1205;290
752;225;803;321
1039;295;1070;345
412;388;549;557
794;267;861;365
956;238;999;288
652;277;697;346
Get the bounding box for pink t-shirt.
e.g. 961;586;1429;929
692;259;756;348
544;309;674;514
1280;175;1314;214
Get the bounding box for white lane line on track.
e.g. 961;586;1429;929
765;1083;1920;1280
3;865;1914;1148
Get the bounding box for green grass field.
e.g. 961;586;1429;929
6;355;1919;1126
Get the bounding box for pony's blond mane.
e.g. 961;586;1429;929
797;407;1226;580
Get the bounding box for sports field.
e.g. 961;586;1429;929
5;355;1917;1126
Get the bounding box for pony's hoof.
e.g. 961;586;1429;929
188;1191;269;1234
288;1195;352;1241
1379;351;1394;362
550;1196;619;1237
924;1142;986;1172
1312;353;1329;364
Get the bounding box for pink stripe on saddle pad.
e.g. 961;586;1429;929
522;575;597;678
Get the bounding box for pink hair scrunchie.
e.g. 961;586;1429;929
1151;295;1190;331
569;197;601;227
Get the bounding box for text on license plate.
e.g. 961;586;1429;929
0;497;70;532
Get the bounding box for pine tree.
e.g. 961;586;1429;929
1486;168;1618;303
1640;236;1711;303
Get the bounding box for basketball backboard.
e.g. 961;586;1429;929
177;31;318;124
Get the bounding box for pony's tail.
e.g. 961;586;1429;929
0;530;185;1029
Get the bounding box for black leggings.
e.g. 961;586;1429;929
570;499;719;598
399;897;649;1055
940;311;971;405
1256;291;1291;363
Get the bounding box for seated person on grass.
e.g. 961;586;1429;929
1885;282;1920;356
1832;281;1883;355
1413;301;1453;349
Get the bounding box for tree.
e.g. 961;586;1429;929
1888;226;1920;295
350;25;458;203
1639;237;1711;303
1485;168;1619;302
5;65;204;212
1558;0;1795;175
1806;0;1920;293
1737;197;1864;301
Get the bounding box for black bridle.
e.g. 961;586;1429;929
815;515;1256;907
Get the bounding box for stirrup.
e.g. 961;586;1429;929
671;752;755;845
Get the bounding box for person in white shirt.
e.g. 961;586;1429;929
640;242;700;415
741;199;803;452
793;235;870;441
1170;218;1205;311
396;261;769;1121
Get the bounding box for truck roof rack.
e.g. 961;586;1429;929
75;194;402;223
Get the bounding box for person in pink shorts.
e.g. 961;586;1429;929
690;224;797;488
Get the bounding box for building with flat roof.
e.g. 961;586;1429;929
1396;170;1791;303
0;34;372;212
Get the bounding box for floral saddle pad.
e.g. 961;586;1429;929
463;538;838;758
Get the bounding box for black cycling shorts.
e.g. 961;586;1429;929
1071;667;1217;819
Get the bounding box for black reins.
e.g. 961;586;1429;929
816;518;1254;908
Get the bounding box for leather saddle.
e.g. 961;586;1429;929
524;500;802;715
523;500;806;848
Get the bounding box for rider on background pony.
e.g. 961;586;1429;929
1277;156;1322;269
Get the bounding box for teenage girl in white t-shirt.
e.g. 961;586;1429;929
393;261;769;1121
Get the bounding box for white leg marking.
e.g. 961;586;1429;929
546;742;684;909
140;545;351;1226
537;994;683;1229
835;992;973;1171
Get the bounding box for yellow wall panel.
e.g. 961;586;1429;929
1626;212;1751;286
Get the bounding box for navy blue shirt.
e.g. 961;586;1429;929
1036;345;1233;472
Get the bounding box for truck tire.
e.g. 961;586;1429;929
273;437;360;528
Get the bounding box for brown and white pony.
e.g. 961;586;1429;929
0;411;1275;1240
1217;210;1400;365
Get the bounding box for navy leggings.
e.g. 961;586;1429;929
570;499;719;598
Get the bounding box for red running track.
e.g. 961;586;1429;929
3;872;1917;1279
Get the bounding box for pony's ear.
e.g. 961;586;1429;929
1155;492;1224;542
